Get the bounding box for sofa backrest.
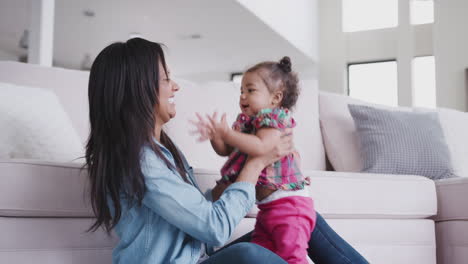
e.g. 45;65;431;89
0;61;326;171
164;79;326;170
318;91;468;177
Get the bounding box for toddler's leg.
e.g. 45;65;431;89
271;216;313;264
251;212;275;252
259;196;316;264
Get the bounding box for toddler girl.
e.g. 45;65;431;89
193;57;315;264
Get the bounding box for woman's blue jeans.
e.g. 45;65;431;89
200;242;287;264
202;212;369;264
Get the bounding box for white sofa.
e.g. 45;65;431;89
0;61;466;264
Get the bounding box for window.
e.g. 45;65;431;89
412;56;436;108
348;61;398;106
411;0;434;25
342;0;398;32
230;72;243;84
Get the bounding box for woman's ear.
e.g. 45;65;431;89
272;91;283;106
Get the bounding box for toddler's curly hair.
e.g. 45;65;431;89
245;56;300;110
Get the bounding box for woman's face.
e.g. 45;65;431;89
155;61;180;125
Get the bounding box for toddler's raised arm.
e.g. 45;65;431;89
222;127;280;157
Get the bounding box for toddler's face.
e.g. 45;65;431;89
239;72;276;116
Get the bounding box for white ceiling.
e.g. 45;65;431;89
0;0;315;80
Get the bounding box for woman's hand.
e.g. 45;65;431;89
248;128;294;167
206;112;229;140
235;128;294;185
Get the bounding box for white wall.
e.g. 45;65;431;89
179;64;318;83
318;0;347;94
236;0;318;61
434;0;468;111
0;49;18;61
178;72;232;83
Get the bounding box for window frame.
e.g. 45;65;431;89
347;59;397;96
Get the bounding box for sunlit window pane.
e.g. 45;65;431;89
411;0;434;25
349;61;398;106
342;0;398;32
413;56;436;108
231;73;243;84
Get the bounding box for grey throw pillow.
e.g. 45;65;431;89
348;104;456;180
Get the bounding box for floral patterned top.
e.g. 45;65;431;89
220;107;309;190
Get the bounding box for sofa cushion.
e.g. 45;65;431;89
306;170;437;219
329;218;435;264
165;79;326;171
434;177;468;221
0;161;252;218
0;160;92;217
194;168;437;219
0;160;437;220
232;216;437;264
348;105;455;180
0;82;84;162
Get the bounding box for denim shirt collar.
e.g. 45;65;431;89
152;137;199;190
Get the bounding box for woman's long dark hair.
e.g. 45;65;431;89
86;38;188;233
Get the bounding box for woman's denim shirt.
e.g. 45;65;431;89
111;141;255;264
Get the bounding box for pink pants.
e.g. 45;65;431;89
251;196;316;264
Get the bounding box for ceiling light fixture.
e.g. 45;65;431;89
189;34;202;39
83;9;95;17
19;29;29;49
128;32;142;39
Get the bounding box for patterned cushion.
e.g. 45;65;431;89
348;104;456;180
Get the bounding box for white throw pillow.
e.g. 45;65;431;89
436;108;468;177
319;92;367;172
0;82;84;162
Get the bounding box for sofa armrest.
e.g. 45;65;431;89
433;177;468;222
434;178;468;264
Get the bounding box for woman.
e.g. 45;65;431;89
86;38;368;264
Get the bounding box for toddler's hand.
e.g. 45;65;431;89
189;112;229;142
189;112;214;142
206;112;229;140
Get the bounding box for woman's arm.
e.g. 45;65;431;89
212;128;294;201
140;148;256;246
